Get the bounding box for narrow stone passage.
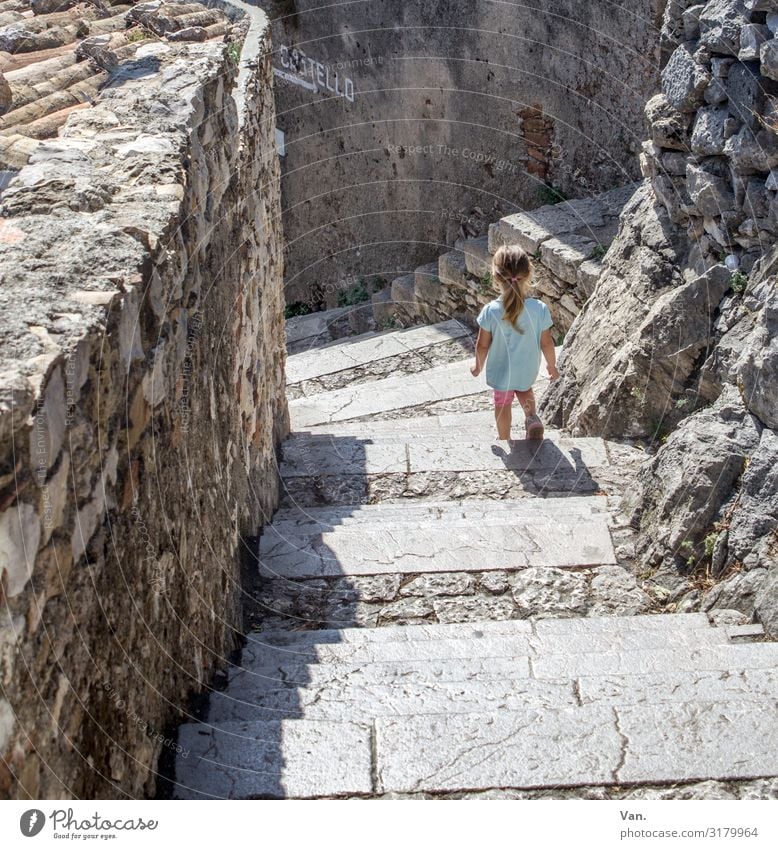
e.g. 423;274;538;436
173;319;778;799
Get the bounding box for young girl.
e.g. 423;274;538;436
470;245;559;440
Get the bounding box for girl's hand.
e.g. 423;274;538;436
547;364;560;380
470;364;481;377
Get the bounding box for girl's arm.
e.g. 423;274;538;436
470;328;492;377
540;329;559;379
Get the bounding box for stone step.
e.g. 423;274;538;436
489;183;639;256
288;360;491;428
208;661;778;725
237;625;749;674
279;434;608;480
176;693;778;797
461;235;491;278
288;345;561;430
231;655;535;692
258;512;616;579
247;612;710;648
285;307;350;352
374;699;778;794
175;718;373;799
302;408;501;436
207;676;578;724
267;495;608;536
209;637;778;696
285;320;472;394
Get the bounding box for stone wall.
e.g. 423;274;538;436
541;0;778;634
0;8;287;799
266;0;664;306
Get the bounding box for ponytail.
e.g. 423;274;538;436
492;245;532;330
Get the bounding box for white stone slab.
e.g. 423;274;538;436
207;677;577;724
532;643;778;680
289;360;489;428
175;719;371;799
579;667;778;707
616;700;778;785
258;516;616;579
279;441;407;477
246;611;712;652
244;635;536;668
533;612;710;635
375;705;622;793
406;437;607;472
280;435;607;477
304;408;500;436
246;617;535;649
268;495;605;535
231;655;533;691
240;627;731;679
285;307;348;345
286;320;470;384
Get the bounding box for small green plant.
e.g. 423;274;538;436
704;532;718;559
378;316;398;330
629;386;645;403
126;28;150;42
226;41;243;65
336;280;370;307
674;397;689;410
729;270;748;296
477;272;494;295
591;243;608;261
284;301;312;319
537;184;568;206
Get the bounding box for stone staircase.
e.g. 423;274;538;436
172;319;778;799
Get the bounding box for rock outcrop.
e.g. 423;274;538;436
540;0;778;632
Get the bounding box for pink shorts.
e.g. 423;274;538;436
493;389;528;407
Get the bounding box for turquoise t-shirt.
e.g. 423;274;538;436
477;297;553;391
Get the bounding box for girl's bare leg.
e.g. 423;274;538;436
495;404;512;440
515;389;536;420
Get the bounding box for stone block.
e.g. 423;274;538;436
259;515;616;579
29;367;66;476
646;94;692;150
686;162;736;216
724;125;778;172
462;235;491;277
540;235;598;285
661;43;711;112
725;60;769;129
375;706;622;793
738;24;771;61
690;107;731;155
414;262;442;303
577;259;602;298
762;37;778;81
699;0;750;56
176;719;372;799
371;288;396;324
0;503;40;597
390;273;416;311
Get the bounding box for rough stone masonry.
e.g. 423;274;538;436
0;3;287;798
542;0;778;635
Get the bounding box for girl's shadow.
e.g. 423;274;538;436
490;439;601;495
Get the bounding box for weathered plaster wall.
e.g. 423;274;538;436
268;0;664;306
0;12;287;798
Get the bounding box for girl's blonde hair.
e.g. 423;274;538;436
492;244;532;329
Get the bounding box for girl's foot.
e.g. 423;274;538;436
525;414;544;440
